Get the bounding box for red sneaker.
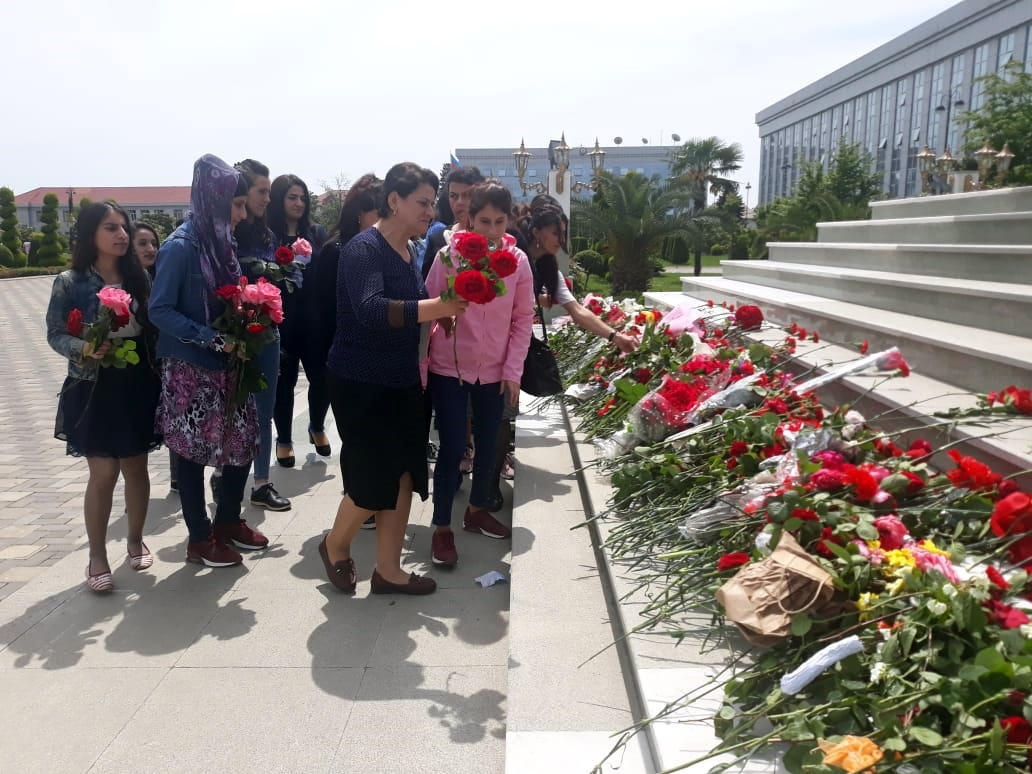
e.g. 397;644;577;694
431;530;458;566
214;520;269;551
186;536;242;567
462;507;511;539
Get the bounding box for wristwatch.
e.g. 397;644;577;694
209;333;227;352
606;330;617;342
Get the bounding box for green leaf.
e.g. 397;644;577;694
882;736;907;751
855;521;878;541
909;726;944;746
790;614;812;636
784;517;803;532
975;647;1007;673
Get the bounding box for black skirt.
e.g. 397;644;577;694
328;373;429;511
55;340;162;458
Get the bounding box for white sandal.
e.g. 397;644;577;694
85;561;114;593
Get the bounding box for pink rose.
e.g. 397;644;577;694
810;468;848;491
811;450;847;470
911;547;959;584
873;515;908;550
97;286;132;318
292;237;312;258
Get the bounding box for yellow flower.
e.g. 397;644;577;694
885;576;906;596
819;735;884;773
916;539;949;557
884;549;916;570
856;592;879;620
866;540;882;550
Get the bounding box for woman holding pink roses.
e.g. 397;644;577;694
45;202;161;592
423;181;535;566
267;174;331;463
150;154;266;569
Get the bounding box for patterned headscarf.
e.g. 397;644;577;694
188;154;242;293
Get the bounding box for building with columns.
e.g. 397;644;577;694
14;187;191;235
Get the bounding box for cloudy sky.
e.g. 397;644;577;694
3;0;959;198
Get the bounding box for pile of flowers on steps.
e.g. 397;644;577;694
547;295;1032;773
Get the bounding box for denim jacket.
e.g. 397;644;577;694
45;269;105;381
149;221;230;372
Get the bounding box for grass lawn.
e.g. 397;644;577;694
577;255;729;299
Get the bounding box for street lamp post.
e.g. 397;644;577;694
513;133;607;216
744;182;752;210
66;188;76;250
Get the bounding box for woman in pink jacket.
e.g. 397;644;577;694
424;181;534;567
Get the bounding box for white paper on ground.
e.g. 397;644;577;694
474;571;508;588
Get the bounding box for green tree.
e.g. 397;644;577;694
312;172;350;230
960;61;1032;186
0;187;26;267
571;171;700;294
572;249;607;283
670;136;744;214
34;193;63;267
825;142;881;208
139;210;175;240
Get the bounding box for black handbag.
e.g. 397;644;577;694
520;308;563;397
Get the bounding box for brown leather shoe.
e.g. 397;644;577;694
318;535;356;593
370;568;437;595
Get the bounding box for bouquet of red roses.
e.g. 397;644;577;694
66;286;141;368
211;277;284;404
239;237;311;293
438;231;518;304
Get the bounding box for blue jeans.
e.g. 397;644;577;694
177;458;249;542
250;336;280;482
430;373;504;527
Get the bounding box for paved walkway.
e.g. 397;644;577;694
0;276;511;773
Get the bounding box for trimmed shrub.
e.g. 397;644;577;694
573;249;607;279
0;245;13;267
33;194;62;267
710;243;728;256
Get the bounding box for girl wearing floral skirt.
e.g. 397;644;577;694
45;202;161;592
150;154;266;569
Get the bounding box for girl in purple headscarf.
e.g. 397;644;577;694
149;154;269;569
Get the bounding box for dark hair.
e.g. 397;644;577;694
73;202;152;328
131;221;159;244
468;180;513;219
437;166;484;224
330;173;382;246
517;203;566;300
267;174;313;241
378;163;439;218
233;158;272;252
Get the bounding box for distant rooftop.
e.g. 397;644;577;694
15;186;191;207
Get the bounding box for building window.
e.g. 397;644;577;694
971;44;991;111
948;53;968;150
1026;24;1032;72
128;209;137;220
866;90;879;158
854;96;865;145
173;209;184;220
928;61;945;151
998;31;1016;73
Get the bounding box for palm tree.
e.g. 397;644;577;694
571;171;703;295
670;136;744;213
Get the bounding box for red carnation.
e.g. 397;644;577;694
810;469;848;491
733;304;764;331
990;492;1032;538
487;249;518;278
859;339;869;354
717;552;751;571
846;465;879;502
1001;716;1032;745
987;599;1030;629
986;566;1011;591
454;270;492;304
274;246;294;266
453;232;489;261
634;368;653;384
947;449;1002;492
906;439;933;459
791;508;820;522
246;323;266;334
998;385;1032;415
815;526;843;558
66;308;83;337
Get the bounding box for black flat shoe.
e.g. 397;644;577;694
309;429;331;457
276;444;295;468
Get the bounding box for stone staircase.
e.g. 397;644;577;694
646;186;1032;480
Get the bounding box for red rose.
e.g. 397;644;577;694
990;492;1032;538
791;508;820;522
906;439;933;459
453;232;489;261
815;526;842;558
717;552;750;571
214;284;241;300
110;311;131;332
564;276;573;292
246;323;266;334
66;308;83;336
1001;716;1032;745
488;249;518;278
873;516;908;550
634;368;653;384
274;246;294;265
900;471;925;495
729;441;750;456
454;269;492;304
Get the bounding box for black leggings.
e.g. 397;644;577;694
176;458;250;542
274;345;331;445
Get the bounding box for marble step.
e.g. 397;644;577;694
817;211;1032;245
644;279;1032;395
870;186;1032;220
765;242;1032;285
644;288;1032;481
720;261;1032;337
